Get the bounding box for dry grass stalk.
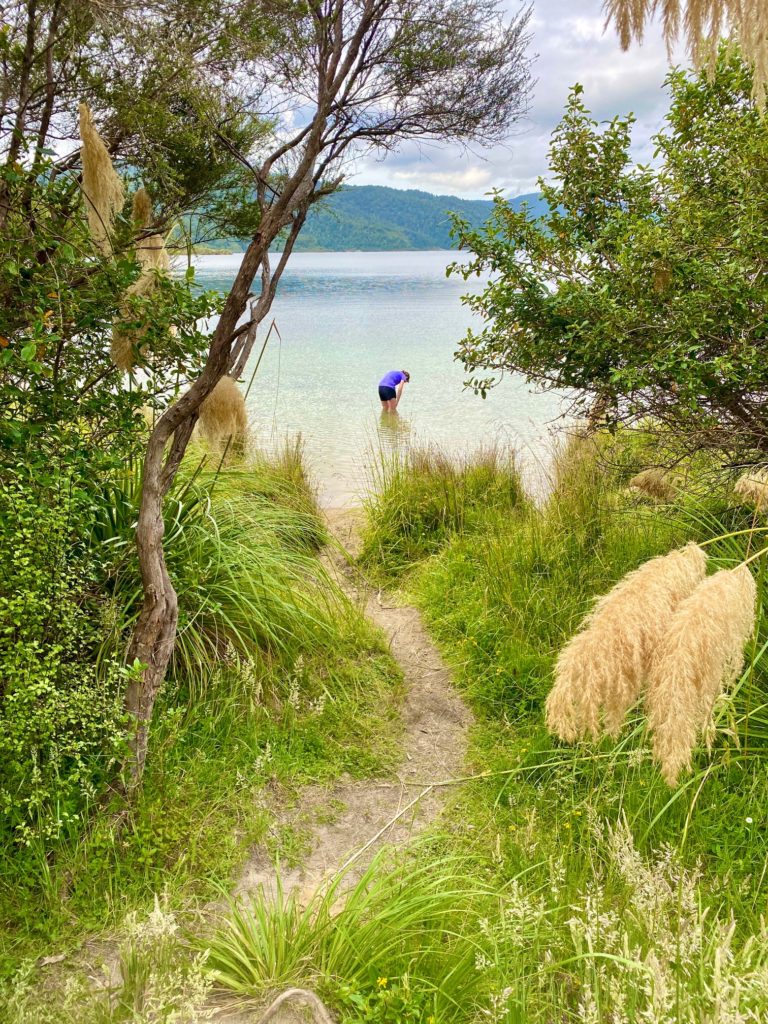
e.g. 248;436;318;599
647;564;756;786
733;466;768;510
628;468;677;502
79;103;124;254
545;543;707;742
199;376;248;446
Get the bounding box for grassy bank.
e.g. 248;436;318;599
0;444;402;1010
333;432;768;1021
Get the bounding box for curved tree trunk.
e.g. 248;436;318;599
122;206;312;794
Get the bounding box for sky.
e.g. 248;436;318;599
353;0;689;199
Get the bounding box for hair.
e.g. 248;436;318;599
79;103;124;254
198;376;248;447
402;370;410;381
628;468;677;502
647;564;757;786
545;543;708;742
733;467;768;510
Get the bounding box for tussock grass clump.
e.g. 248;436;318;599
545;543;707;741
362;444;526;573
78;103;124;254
629;467;678;501
648;564;757;785
734;466;768;510
199;376;248;447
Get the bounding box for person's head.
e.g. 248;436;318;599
402;370;411;382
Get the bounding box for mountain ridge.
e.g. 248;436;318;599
197;184;546;253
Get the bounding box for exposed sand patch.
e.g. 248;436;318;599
233;507;472;906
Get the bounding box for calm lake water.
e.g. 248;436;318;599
192;251;564;505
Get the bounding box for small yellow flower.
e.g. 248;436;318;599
377;977;388;988
563;822;571;828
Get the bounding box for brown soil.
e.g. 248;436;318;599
233;507;473;907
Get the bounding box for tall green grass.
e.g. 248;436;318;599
360;445;528;574
346;431;768;1020
0;443;402;987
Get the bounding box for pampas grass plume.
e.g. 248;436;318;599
111;188;169;370
79;103;124;254
629;468;677;502
647;564;757;786
132;188;152;229
110;272;156;370
734;467;768;510
546;543;707;742
199;376;248;446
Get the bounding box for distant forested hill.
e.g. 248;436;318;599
197;185;546;253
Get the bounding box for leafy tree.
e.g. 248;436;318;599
451;50;768;454
1;0;535;794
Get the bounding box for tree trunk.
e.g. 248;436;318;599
122;206;311;793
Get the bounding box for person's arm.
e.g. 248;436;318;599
395;378;406;407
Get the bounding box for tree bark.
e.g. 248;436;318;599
122;201;313;792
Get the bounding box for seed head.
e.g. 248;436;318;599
79;103;124;254
647;564;756;786
546;543;707;742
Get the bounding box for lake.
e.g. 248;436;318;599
192;251;564;505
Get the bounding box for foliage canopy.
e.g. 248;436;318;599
452;50;768;454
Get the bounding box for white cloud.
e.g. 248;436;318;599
350;0;690;199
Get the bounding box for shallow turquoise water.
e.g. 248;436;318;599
192;251;564;504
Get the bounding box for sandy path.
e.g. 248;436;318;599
234;507;472;906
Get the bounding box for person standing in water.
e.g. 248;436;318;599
378;369;410;411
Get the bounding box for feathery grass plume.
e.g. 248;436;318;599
110;272;156;371
647;564;757;786
79;103;124;254
132;187;152;229
131;187;170;273
199;376;248;446
111;189;170;370
545;542;707;741
603;0;768;105
629;468;677;502
733;466;768;510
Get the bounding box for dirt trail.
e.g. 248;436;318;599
235;507;472;906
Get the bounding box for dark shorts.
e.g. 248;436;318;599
378;385;397;402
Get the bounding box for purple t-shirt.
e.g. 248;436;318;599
379;370;405;389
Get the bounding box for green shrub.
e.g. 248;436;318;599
0;474;124;844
